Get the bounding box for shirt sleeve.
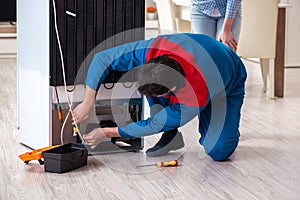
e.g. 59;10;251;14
118;104;200;138
225;0;242;19
85;39;152;91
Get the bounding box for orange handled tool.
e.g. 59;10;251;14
136;159;179;168
19;145;61;165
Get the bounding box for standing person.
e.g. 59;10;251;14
190;0;242;52
73;33;247;161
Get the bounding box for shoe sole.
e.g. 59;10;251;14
146;132;185;157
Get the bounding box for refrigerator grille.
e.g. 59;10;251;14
50;0;145;86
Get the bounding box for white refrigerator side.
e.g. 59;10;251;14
17;0;51;149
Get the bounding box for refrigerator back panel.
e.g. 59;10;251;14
50;0;145;86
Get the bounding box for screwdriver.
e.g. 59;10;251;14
136;159;179;168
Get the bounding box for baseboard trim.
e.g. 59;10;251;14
285;66;300;69
0;53;17;59
0;26;16;34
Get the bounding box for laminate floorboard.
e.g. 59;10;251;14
0;58;299;199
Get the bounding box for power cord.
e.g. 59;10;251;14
52;0;85;144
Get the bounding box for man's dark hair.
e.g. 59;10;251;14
138;54;184;97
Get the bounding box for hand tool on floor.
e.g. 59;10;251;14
136;159;179;168
18;145;61;165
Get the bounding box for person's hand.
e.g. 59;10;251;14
218;30;238;52
72;100;94;125
72;86;97;125
83;128;108;149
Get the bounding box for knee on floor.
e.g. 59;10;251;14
206;138;239;161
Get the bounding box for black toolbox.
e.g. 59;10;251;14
42;143;88;173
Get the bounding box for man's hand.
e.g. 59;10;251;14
83;127;121;149
72;86;96;125
83;128;108;149
72;101;94;125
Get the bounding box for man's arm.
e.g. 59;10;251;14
73;39;152;124
80;104;200;147
85;39;151;91
118;104;200;138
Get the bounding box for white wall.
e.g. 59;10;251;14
0;35;16;57
0;22;17;58
285;0;300;67
146;0;156;7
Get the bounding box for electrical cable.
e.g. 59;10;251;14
60;111;70;145
123;81;133;88
52;0;85;144
103;82;114;89
123;70;134;88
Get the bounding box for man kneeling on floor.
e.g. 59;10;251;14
72;33;247;161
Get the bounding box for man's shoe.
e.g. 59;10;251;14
146;131;185;157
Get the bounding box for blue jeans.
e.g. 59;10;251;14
190;7;242;41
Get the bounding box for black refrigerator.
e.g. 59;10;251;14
50;0;145;86
0;0;16;22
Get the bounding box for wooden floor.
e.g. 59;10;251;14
1;58;300;200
